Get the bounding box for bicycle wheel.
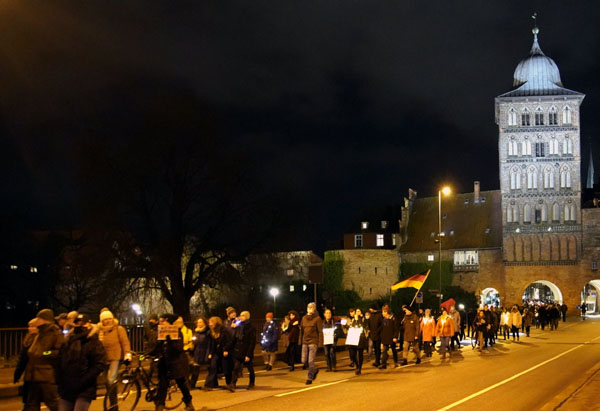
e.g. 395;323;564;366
164;380;184;410
104;377;141;411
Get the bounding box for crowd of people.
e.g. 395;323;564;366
12;300;573;411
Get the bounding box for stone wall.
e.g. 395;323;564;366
338;249;399;299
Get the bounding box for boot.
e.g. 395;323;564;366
400;359;408;366
247;382;255;389
416;358;421;364
185;403;195;411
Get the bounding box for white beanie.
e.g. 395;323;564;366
100;311;114;321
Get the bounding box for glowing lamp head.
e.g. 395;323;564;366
269;288;279;297
441;186;451;196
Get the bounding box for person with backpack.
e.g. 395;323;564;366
56;314;106;411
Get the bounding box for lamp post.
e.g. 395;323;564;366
438;186;451;309
270;288;279;318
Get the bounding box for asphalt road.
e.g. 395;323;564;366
3;316;599;411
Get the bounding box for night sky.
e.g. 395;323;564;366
3;1;600;251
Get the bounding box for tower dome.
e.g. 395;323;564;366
512;26;563;89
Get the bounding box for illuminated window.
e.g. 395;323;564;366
289;285;295;292
428;254;435;261
302;284;307;291
521;138;531;156
392;235;396;246
10;265;18;270
560;168;572;188
361;221;369;229
286;269;294;276
544;167;554;189
552;203;560;222
549;138;559;155
510;168;521;190
381;221;388;229
527;167;538;189
354;235;363;248
30;267;38;273
454;250;478;265
376;234;384;247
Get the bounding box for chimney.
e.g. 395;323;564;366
474;181;480;203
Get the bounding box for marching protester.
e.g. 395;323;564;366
14;318;39;407
322;308;339;372
500;307;510;340
345;308;367;376
420;309;436;358
56;314;106;411
508;306;522;341
474;309;487;351
522;307;533;337
189;317;210;389
230;311;256;390
147;314;194;411
449;306;461;350
299;302;323;384
560;303;568;322
22;309;64;411
144;314;159;352
400;305;421;366
380;306;399;368
260;312;278;371
98;309;132;391
205;316;233;391
225;307;237;329
284;310;300;371
435;307;454;359
367;304;383;368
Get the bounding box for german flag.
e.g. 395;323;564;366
390;270;430;290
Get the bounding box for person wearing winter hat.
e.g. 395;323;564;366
225;307;237;330
56;314;106;411
260;312;278;371
400;305;421;366
98;309;131;409
22;309;63;411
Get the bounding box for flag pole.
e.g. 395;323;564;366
409;269;431;306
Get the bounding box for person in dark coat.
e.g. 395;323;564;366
367;305;383;367
148;314;194;411
400;305;421;366
322;308;340;372
23;309;64;411
230;311;256;390
205;316;234;391
189;317;210;389
284;310;300;371
143;314;159;352
260;313;278;371
14;318;39;407
345;308;368;376
56;314;106;411
380;307;399;369
560;303;568;322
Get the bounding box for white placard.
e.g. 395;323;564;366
345;327;363;346
157;325;180;340
323;328;335;345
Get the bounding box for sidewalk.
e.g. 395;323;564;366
541;358;600;410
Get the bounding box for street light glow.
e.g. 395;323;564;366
458;304;465;310
270;287;279;297
441;186;451;195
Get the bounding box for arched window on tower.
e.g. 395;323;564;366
508;108;517;126
527;167;538;189
563;136;573;155
521;108;531;126
544;167;554;189
508;137;518;156
564;204;571;222
541;204;548;222
510;167;521;190
570;204;576;222
507;206;514;223
535;107;545;126
523;204;532;223
552;203;560;222
549;138;559;155
521;138;532;156
549;106;558;125
560;167;572;188
562;106;572;124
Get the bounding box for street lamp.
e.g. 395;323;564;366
270;287;279;318
438;186;451;309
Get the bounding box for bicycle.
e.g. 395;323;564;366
104;352;183;411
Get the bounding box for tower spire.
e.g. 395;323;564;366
530;13;543;56
587;142;595;189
